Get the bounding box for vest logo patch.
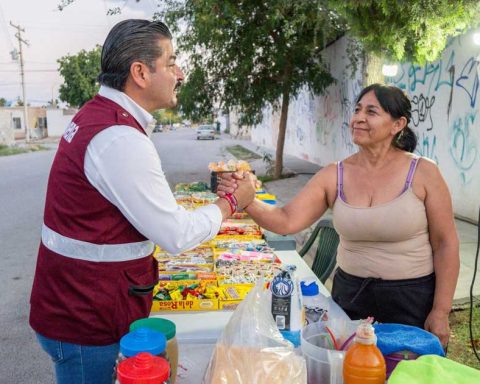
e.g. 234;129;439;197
63;122;79;143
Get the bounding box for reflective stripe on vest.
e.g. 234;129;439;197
41;224;154;262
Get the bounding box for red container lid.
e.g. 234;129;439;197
117;352;170;383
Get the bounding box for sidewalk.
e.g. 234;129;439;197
238;141;480;304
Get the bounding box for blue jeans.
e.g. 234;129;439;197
36;333;119;384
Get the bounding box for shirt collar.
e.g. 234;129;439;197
98;85;155;136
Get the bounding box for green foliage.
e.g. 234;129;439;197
161;0;344;125
332;0;480;63
58;46;101;107
177;67;214;122
0;97;7;107
152;109;183;125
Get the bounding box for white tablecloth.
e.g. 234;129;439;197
151;250;329;383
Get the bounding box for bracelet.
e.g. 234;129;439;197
222;193;238;215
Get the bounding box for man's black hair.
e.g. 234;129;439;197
98;19;172;91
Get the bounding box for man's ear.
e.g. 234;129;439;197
129;61;149;89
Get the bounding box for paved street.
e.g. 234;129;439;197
0;127;238;383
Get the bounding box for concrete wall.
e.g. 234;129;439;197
0;110;14;145
46;108;77;137
250;31;480;222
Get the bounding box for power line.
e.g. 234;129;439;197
0;4;14;50
0;69;57;72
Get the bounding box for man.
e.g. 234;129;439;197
30;19;255;383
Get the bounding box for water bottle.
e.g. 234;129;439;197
300;280;327;324
343;321;386;384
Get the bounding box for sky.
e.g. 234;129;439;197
0;0;160;106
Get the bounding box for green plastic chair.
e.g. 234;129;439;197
298;218;340;283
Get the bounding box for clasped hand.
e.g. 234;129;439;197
217;171;257;209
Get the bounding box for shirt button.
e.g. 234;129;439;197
122;112;129;117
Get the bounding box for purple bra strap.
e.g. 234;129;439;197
337;161;346;201
402;156;420;192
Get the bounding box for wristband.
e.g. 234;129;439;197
222;193;238;215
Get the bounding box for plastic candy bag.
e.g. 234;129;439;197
202;279;307;384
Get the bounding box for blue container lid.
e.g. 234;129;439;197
301;281;319;296
120;327;167;357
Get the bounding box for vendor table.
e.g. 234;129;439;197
151;250;329;383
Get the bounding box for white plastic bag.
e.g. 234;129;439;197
203;279;307;384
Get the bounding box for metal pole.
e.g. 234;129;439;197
10;22;30;142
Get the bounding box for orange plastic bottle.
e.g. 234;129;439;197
343;321;386;384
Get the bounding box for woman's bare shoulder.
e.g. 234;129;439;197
311;161;339;181
416;156;440;176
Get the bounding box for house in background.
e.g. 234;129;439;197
0;107;48;141
46;108;77;137
0;109;15;145
0;106;77;144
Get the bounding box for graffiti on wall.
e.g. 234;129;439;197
339;79;362;154
387;37;480;179
411;94;435;131
315;88;340;146
416;133;439;164
449;111;478;184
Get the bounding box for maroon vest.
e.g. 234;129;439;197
30;95;158;345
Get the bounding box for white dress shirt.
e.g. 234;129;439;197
83;86;222;254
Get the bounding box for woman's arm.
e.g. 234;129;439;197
219;164;337;235
418;159;460;346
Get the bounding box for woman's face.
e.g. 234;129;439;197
349;90;403;147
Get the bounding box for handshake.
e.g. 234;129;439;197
216;171;259;211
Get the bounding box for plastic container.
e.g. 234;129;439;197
300;280;327;324
301;321;345;384
270;265;303;347
385;351;418;378
343;322;386;384
120;327;167;358
117;352;170;384
130;318;179;384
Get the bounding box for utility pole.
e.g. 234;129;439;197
10;22;30;142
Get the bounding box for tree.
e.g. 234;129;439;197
162;1;345;178
152;109;183;125
58;46;101;107
177;67;215;123
331;1;480;84
0;98;7;107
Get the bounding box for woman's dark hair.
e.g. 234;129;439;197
98;19;172;91
356;83;417;153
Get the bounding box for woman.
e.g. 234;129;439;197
218;84;459;346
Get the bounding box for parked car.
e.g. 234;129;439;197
196;125;216;140
153;124;163;133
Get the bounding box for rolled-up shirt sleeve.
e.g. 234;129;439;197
84;125;222;254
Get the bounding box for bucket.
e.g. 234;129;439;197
385;351;418;378
301;322;345;384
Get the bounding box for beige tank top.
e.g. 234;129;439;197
332;157;433;280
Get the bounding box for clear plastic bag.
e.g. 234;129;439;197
202;279;307;384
